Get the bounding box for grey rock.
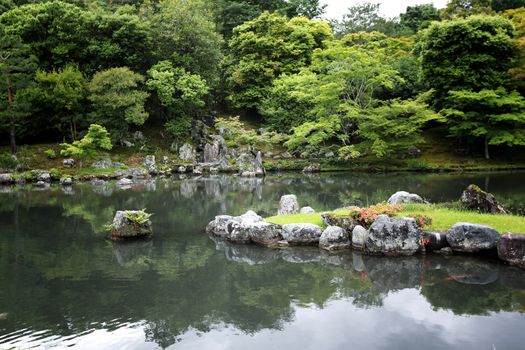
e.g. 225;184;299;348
129;168;148;179
0;173;13;184
35;181;47;187
92;158;113;170
113;162;125;167
240;171;256;177
177;165;187;173
460;184;507;214
446;223;500;253
282;223;323;245
60;177;73;186
193;166;203;175
278;194;300;215
133;131;144;141
254;151;265;176
206;210;264;243
319;226;350;251
387;191;426;205
498;233;525;269
37;172;51;182
281;151;293;159
300;206;315;214
302;163;321;173
117;178;134;188
122;140;134;148
204;135;227;163
179;143;197;162
109;210;152;240
206;215;235;238
321;213;358;234
352;225;368;250
248;222;283;247
325;151;335;158
62;158;75;168
143;155;156;173
365;215;422;256
210;167;219;174
407;146;421;157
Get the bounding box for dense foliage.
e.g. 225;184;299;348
1;0;524;161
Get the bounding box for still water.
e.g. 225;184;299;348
1;172;525;349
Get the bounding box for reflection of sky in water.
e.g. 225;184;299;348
9;291;521;349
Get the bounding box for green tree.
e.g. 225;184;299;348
399;4;440;33
492;0;525;11
146;60;209;139
335;2;400;36
443;88;525;159
227;12;332;109
88;67;149;141
415;15;515;105
441;0;494;19
60;123;112;166
31;65;86;140
0;30;37;154
284;0;326;19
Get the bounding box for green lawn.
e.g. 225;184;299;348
265;204;525;234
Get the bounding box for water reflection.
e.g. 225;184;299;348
0;172;525;349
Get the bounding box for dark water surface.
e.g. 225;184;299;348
1;172;525;350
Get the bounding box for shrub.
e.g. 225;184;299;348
126;209;153;225
0;152;18;171
349;203;402;227
49;168;62;180
44;149;57;159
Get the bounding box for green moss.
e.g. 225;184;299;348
398;203;525;233
266;213;324;227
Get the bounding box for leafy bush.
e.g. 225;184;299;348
0;152;18;171
407;158;430;170
349;203;402;227
44;149;57;159
126;209;153;225
61;124;112;166
49;168;62;180
215;116;289;149
166;115;192;139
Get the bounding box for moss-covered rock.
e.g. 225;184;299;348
108;210;153;240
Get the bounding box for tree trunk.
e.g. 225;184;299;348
484;136;490;160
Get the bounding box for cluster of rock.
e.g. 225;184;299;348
206;191;525;269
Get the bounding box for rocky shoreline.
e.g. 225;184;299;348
206;192;525;270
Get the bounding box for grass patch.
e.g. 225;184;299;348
398;203;525;233
266;213;324;227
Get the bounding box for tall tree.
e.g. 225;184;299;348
0;30;37;154
399;4;440;33
441;0;494;19
492;0;525;12
335;2;400;36
88;67;149;141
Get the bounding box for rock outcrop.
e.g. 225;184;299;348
179;143;197;163
387;191;426;205
497;233;525;269
352;225;368;251
365;215;422;256
143;155;156;173
446;223;500;253
460;184;507;214
278;195;300;215
282;223;323;245
0;173;13;184
319;226;350;251
109;210;153;240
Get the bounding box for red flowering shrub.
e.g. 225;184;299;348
349;203;402;228
412;214;433;229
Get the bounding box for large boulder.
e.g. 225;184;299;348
92;158;114;169
206;215;235;238
0;173;13;184
248;222;283;248
300;206;315;214
60;177;73;187
302;163;321;173
37;172;51;182
319;226;350;251
365;215;422;256
498;233;525;269
236;151;265;176
460;184;507;214
109;210;153;240
352;225;368;251
282;223;323;245
204;135;228;163
446;223;500;253
387;191;425;205
321;213;357;234
179;143;197;162
278;194;300;215
62;158;75;168
206;211;270;244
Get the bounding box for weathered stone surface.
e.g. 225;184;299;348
422;231;450;251
248;222;283;247
278;194;300;215
60;177;73;186
133;131;144;141
446;223;500;253
143;155;156;173
460;184;507;214
109;210;153;240
193;166;203;175
37;172;51;182
179;143;197;162
0;173;13;184
321;213;357;234
319;226;350;251
62;158;75;168
352;225;368;250
387;191;425;205
302;163;321;173
204;135;227;163
498;233;525;269
282;223;323;245
365;215;422;256
300;206;315;214
206;215;235;238
254;151;265;176
92;158;113;169
281;151;293;159
177;165;187;173
206;211;266;244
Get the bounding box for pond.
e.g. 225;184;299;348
1;171;525;349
